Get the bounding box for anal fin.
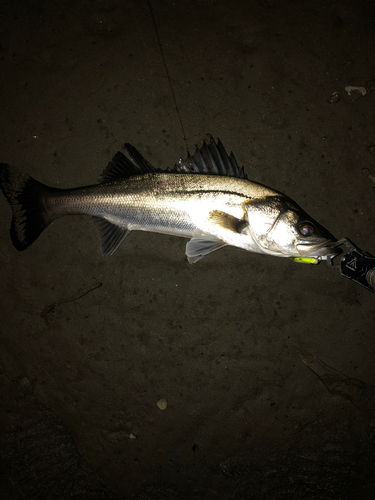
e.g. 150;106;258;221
92;217;130;256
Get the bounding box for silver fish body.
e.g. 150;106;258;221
0;137;336;263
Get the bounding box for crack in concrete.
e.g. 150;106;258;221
41;282;102;319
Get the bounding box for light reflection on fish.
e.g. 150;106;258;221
0;136;336;263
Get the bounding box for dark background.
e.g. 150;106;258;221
1;0;375;498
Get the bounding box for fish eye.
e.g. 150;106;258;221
299;223;314;236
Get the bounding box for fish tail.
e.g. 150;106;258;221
0;163;57;250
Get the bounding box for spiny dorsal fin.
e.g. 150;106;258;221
170;136;247;179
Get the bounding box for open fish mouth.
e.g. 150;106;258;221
296;239;338;258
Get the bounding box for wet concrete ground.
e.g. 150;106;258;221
1;0;375;498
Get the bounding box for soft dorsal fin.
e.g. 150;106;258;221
99;147;157;183
99;152;143;183
169;136;247;179
124;143;156;173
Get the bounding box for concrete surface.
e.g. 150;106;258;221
0;0;375;498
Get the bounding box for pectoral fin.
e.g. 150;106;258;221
207;210;248;234
186;211;248;264
186;230;227;263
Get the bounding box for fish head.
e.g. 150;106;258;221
245;196;336;258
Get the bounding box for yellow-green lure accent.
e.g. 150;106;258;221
292;257;320;265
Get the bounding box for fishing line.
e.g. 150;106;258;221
147;0;189;150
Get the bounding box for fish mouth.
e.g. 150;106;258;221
296;238;338;258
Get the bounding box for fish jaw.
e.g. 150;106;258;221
296;238;338;258
294;221;337;258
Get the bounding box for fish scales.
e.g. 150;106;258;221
46;173;275;236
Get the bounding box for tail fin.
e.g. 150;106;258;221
0;163;55;250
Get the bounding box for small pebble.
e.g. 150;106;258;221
128;432;137;439
157;398;168;410
17;376;31;387
327;91;339;104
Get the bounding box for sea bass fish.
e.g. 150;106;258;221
0;136;336;263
